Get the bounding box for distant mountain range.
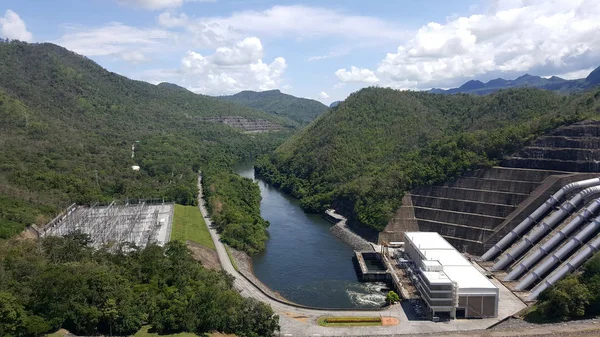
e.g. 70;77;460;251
218;89;328;125
431;66;600;95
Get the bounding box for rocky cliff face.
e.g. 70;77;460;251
196;116;284;132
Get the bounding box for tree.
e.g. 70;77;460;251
386;291;400;304
0;292;25;337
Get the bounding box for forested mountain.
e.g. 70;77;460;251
156;81;192;93
0;40;293;243
257;87;600;231
431;66;600;95
219;89;328;125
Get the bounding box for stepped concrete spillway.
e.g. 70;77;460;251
380;121;600;268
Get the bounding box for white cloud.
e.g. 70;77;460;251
146;37;287;95
212;37;263;66
157;12;189;27
56;23;173;63
553;67;596;80
120;50;150;63
117;0;214;11
319;91;330;99
307;50;348;62
372;0;600;89
335;66;379;84
173;5;405;43
0;10;33;42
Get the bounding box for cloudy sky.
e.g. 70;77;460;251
1;0;600;104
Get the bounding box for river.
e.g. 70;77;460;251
235;163;388;308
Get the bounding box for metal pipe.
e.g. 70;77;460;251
494;186;600;271
529;232;600;300
516;216;600;290
505;199;600;281
481;178;600;261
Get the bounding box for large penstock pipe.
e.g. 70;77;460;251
516;215;600;291
529;232;600;300
494;186;600;271
505;199;600;281
481;178;600;261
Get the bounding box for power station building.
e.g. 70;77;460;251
404;232;498;319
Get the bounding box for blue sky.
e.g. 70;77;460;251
1;0;600;104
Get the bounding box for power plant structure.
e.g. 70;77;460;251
41;199;174;250
380;120;600;301
404;232;499;319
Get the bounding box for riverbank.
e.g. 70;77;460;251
229;247;295;303
326;209;374;251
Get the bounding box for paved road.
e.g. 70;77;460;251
196;175;515;336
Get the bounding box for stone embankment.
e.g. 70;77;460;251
325;209;374;251
196;116;283;132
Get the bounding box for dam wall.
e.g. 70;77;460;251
380;120;600;256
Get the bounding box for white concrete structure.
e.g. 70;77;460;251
404;232;499;319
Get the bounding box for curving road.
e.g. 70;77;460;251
197;175;511;336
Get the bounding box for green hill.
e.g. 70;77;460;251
0;40;293;240
219;89;328;125
256;87;600;231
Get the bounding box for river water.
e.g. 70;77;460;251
235;163;388;308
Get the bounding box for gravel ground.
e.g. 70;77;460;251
490;316;600;331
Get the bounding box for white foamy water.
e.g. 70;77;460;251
346;282;389;307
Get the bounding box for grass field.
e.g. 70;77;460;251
171;204;215;250
317;316;383;327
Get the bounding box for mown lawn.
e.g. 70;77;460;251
171;204;215;250
317;316;383;327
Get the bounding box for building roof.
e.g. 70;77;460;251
421;249;471;267
422;270;451;284
404;232;454;250
405;232;497;292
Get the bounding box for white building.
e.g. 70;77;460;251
404;232;499;319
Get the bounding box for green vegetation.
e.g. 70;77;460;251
0;40;292;240
0;235;279;337
257;87;600;231
317;316;382;327
134;325;236;337
219;89;328;125
225;246;240;272
525;252;600;322
203;170;268;255
386;291;400;304
171;204;215;250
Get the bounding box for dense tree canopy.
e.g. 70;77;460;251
0;236;280;337
257;87;600;230
219;89;328;125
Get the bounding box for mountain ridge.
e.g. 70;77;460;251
218;89;328;125
0;40;292;239
431;66;600;95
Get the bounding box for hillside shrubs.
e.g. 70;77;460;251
0;236;280;336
